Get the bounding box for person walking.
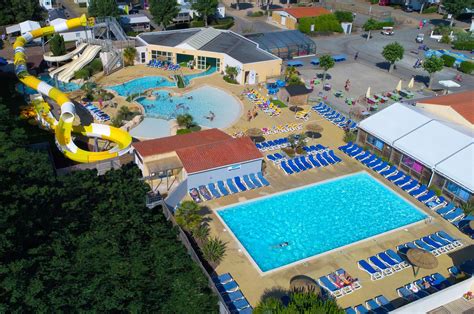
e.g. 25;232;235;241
354;52;359;60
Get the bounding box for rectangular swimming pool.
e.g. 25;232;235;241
217;172;427;273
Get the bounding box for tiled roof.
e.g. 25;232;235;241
278;7;331;19
177;137;263;174
418;91;474;124
132;128;231;157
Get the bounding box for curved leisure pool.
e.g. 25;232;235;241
137;86;242;129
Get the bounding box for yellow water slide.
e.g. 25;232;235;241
14;15;132;163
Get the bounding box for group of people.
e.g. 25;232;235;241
205;111;215;121
246;106;259;122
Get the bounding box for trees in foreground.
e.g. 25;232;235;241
382;42;404;73
254;292;344;314
149;0;179;30
0;79;218;311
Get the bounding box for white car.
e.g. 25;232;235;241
381;27;394;35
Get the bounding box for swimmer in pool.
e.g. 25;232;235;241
272;241;289;248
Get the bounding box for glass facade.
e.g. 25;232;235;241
401;155;424;174
151;50;172;61
366;134;384;151
444;180;471;202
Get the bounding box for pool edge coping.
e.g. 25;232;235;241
213;170;431;276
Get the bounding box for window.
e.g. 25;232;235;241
216;58;221;72
197;56;207;70
445;181;471;202
151;50;172;62
366;134;384;151
401;155;424;173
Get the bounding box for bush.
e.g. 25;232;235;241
453;40;474;51
459;61;474;74
74;68;90;80
88;58;103;73
271;100;287;108
429;185;442;196
422;6;438;14
223;75;238;84
334;11;354;22
175;75;185;88
210;17;234;30
441;54;456;67
440;34;452;44
363;18;395;31
343;131;357;143
177;128;192;135
191;20;205;27
247;10;264;17
298;14;343;34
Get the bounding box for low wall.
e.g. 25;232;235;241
164;178;188;210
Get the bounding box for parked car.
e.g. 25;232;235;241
416;33;424;43
403;5;414;12
381;27;394;35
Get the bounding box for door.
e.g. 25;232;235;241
281;16;286;26
141;52;146;64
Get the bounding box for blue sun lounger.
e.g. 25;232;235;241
418;190;436;203
361;154;376;165
414;239;438;255
397;242;418;255
402;180;418;191
322;151;335;164
308;154;321;167
422;236;446;254
294;158;307;171
386;249;409;267
365;299;384;312
217;280;239;293
380;166;397;177
208;183;221;198
223;290;245;303
428;273;451;290
213;272;233;284
404;284;429;298
199;185;213;201
226;178;239;194
409;184;427;197
348;147;363;157
426;196;446;209
243;174;256;189
437;231;462;247
377;251;402;271
429;234;454;251
358;260;383;280
234;177;247;192
300;156;313;169
436;203;454;215
345;307;356;314
443;207;464;222
345;144;359;155
367;158;382;168
369;256;394;276
217;181;230;196
318;276;343;298
338;141;352;152
229;297;251;312
316;153;329;166
355;151;370;161
372;162;389;172
395;175;411;187
354;304;369;313
388;171;404;182
288;159;300;172
249;173;262;188
329;150;342;163
257;172;270;186
280;161;294;175
397;287;419;301
375;295;395;311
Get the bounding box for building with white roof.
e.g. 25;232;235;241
119;14;151;33
357;91;474;204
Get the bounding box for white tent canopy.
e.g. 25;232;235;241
358;103;431;145
435;144;474;193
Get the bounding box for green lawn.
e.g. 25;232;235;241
271;99;287;108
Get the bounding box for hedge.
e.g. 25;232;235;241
453;40;474;51
334;11;353;23
422;6;438;14
459;61;474;74
441;54;456;67
211;17;235;30
298;14;343;34
363;18;395;31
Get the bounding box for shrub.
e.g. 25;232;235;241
177;128;192;135
49;34;66;56
459;61;474;74
343;131;356;143
191;20;205;27
202;237;227;265
440;34;452;44
223;75;238;84
334;11;354;22
175;75;185;88
453;40;474;51
271;100;287;108
210;17;235;30
73;68;90;80
247;10;264;17
88;58;103;73
441;54;456;67
298;14;343;34
422;6;438;14
369;0;378;4
363;18;394;31
429;185;442;196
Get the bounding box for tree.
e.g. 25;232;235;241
288;133;307;154
192;0;218;27
49;34;66;56
254;292;344;314
0;0;44;25
319;54;335;83
123;47;137;66
149;0;179;30
422;56;444;88
88;0;119;18
176;113;195;129
284;66;297;79
202;237;227;266
382;42;404;73
193;223;210;243
442;0;469;25
175;200;203;233
363;18;379;41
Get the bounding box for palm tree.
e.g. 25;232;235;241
254;297;283;313
175;201;203;233
285;66;297;79
176;113;195;129
461;201;473;215
202;237;227;265
123;47;137;66
193;223;210;243
288;133;307;154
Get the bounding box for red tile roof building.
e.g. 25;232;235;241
278;7;331;19
418;91;474;125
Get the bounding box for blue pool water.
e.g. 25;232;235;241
218;172;427;272
16;74;81;95
107;67;217;96
137;86;241;128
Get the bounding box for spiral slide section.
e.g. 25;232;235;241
14;15;132;163
43;42;88;63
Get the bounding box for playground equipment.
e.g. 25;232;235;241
14;15;132;163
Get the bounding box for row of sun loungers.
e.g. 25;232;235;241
147;59;180;71
358;249;410;281
246;90;281;116
317;268;361;299
397;273;450;303
213;273;252;314
397;231;463;257
339;142;473;238
256;137;290;151
188;173;270;203
279;149;342;175
261;123;303;135
312;102;357;131
345;295;395;314
84;103;110;122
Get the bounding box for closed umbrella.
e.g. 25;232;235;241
396;80;402;91
408;77;415;89
407;248;438;276
289;275;321;295
366;86;371;99
306;122;324;138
